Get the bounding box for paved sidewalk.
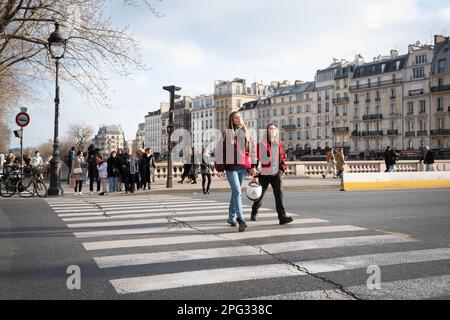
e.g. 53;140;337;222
57;176;341;197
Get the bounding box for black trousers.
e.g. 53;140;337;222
89;176;100;192
202;174;211;191
125;174;135;193
251;173;287;219
74;181;83;193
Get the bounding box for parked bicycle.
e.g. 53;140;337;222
16;166;47;198
0;165;22;197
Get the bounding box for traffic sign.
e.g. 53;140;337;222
15;112;30;127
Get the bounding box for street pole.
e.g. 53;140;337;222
163;86;182;189
20;127;23;177
48;58;63;196
167;92;174;188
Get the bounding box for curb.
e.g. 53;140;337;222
114;184;341;196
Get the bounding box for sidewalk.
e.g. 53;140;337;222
58;176;341;197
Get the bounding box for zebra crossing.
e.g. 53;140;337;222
45;195;450;300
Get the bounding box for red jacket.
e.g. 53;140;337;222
214;129;256;172
257;140;286;174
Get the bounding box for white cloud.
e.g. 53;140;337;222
363;0;423;30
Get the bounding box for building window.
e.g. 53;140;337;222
317;104;322;113
420;100;426;113
325;103;329;113
437;98;443;111
407;102;414;114
438;59;446;73
415;55;427;65
413;67;425;79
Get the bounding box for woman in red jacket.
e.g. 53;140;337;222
251;123;293;225
215;111;258;232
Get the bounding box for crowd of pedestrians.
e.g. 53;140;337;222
67;144;156;196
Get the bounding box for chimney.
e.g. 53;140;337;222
390;49;398;58
354;54;364;65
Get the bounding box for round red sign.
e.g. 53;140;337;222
16;112;30;127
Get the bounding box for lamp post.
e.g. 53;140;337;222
47;22;67;196
163;85;182;188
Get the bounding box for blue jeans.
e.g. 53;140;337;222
109;176;118;193
226;166;247;223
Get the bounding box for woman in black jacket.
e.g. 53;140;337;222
87;144;100;195
142;148;156;190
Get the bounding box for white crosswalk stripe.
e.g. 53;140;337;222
45;195;450;299
109;248;450;294
250;274;450;300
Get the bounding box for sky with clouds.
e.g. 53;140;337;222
9;0;450;149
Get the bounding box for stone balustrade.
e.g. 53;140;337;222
152;160;450;180
51;160;450;182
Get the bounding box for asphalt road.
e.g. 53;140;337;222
1;188;449;301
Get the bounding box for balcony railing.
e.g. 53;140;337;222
431;84;450;93
409;89;424;96
362;114;383;121
332;97;349;104
351;131;361;137
282;125;296;130
387;129;398;135
405;131;416;137
350;79;402;91
417;130;428;136
430;129;450;136
361;131;384;137
332;127;350;133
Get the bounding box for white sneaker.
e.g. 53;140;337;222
90;192;93;195
79;192;83;195
74;192;78;196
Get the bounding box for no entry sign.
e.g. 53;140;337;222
15;112;30;127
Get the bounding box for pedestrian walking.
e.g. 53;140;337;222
215;111;258;232
29;150;44;180
122;146;139;193
87;144;101;195
96;154;108;195
189;147;199;184
421;145;435;172
107;151;120;193
71;151;86;195
66;147;76;184
178;146;193;184
388;148;399;172
142;148;156;190
116;148;124;191
135;148;144;190
383;146;391;172
322;148;337;178
201;146;213;194
335;147;346;180
250;124;293;225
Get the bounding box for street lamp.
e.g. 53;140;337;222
47;22;67;196
163;85;182;188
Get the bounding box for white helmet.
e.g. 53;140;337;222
246;181;263;201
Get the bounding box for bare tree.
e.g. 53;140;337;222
0;119;10;151
68;123;94;152
0;0;162;109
